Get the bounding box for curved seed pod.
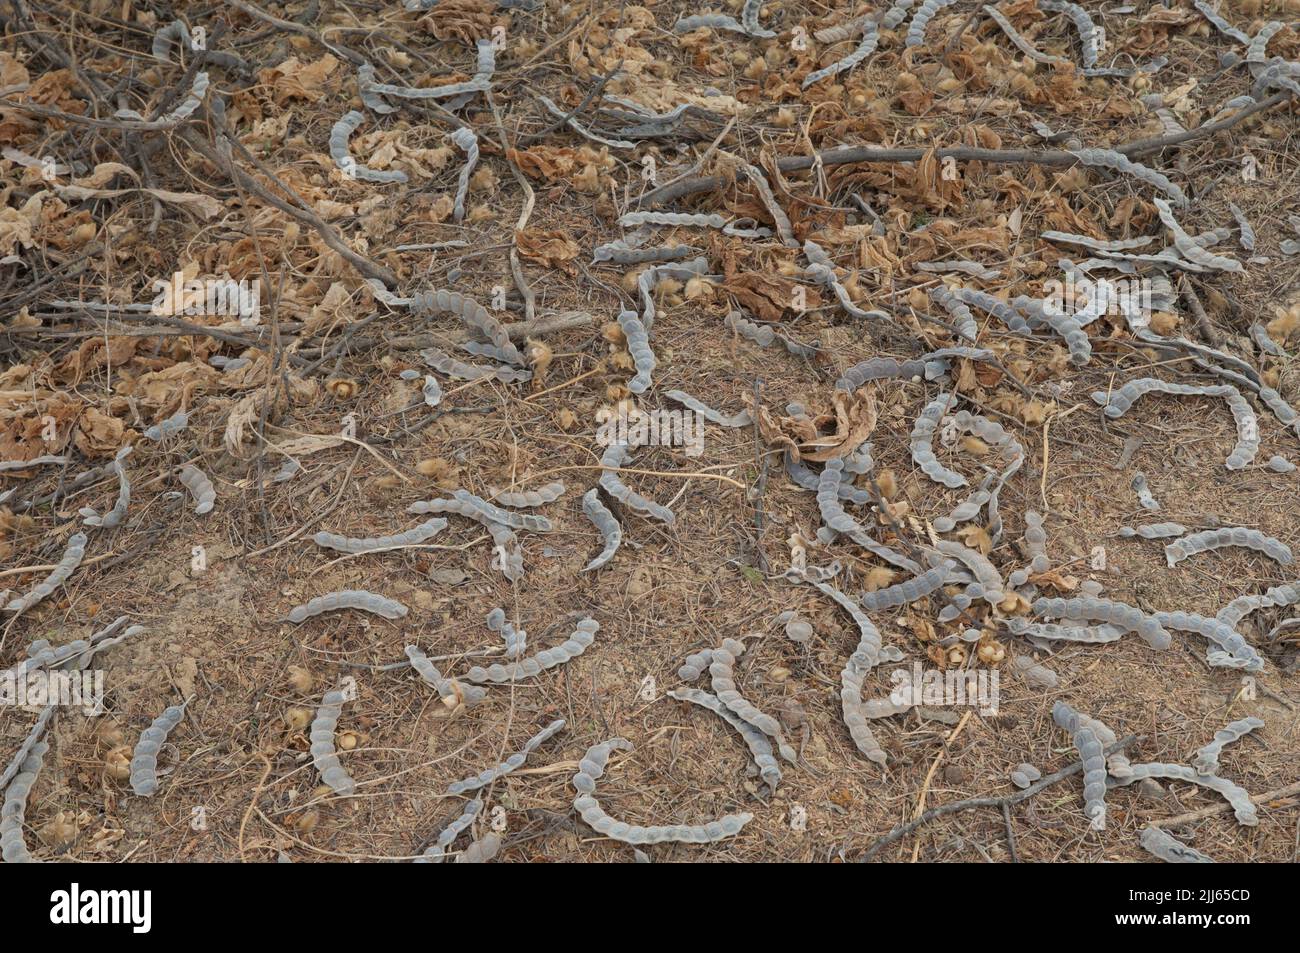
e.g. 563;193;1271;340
785;452;872;503
928;285;978;341
724;310;776;347
129;702;187;796
537;95;633;149
984;5;1067;63
1053;708;1108;829
484;521;524;582
1054;701;1132;779
840;662;888;765
1068;149;1187;206
143;410;189;441
1041;230;1155;252
1155;610;1264;672
1140;825;1216;863
910;394;966;489
805;575;884;674
951;287;1031;332
594;241;699;264
420;347;531;383
0;706;54;791
445;719;566;795
1251;322;1284;357
1040;0;1101;67
81;446;132;529
1153;198;1243;271
804;242;885;321
0;454;69;471
740;0;776;36
1131;471;1160;511
906;0;959;48
1267;455;1296;472
4;532;88;614
1217;581;1300;629
1024;509;1050;572
1010;762;1042;788
486;607;527;659
464;618;599;684
416;798;482;863
708;638;797;763
329;111;408;183
152;19;191;61
836;356;936;392
1092;379;1257;468
449;126;478;222
636;259;710;333
859;561;952;611
409;489;552;532
310;688;356;796
287;590;408;623
935;541;1005;605
176;464;216;514
571;737;753;845
1108;763;1258;826
1193;717;1265;776
580;489;623;571
664;390;751;428
1118;522;1188;539
1192;0;1249;45
491;482;566;508
357;61;488;104
421;375;443;408
1005;618;1123;643
412;289;522;366
813;14;871;43
0;740;49;863
617;310;655;394
618;211;727;229
455;834;501;863
1015;295;1091;364
406;645;488;706
1246;21;1284;63
803;22;881;86
678;647;716;682
1033;597;1171;649
1165;527;1292;568
737;160;797;247
669;687;781;792
914;259;1001;279
598;443;675;524
816;458;868;535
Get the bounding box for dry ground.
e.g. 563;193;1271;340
2;0;1300;863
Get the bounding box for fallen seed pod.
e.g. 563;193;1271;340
1131;471;1160;511
1034;596;1171;649
1228;202;1256;251
1010;655;1059;688
1118;522;1188;539
928;285;978;341
1054;704;1108;829
0;706;54;792
357;58;488;107
668;687;781;792
406;645;488;705
1246;20;1284;64
486;607;526;659
571;737;753;845
143;410;189;441
1154;610;1264;672
1165;527;1293;568
177;464;216;514
594;241;699;264
1193;717;1265;776
1091;378;1258;469
0;455;68;471
706;638;797;762
1005;618;1124;643
859;561;952;611
538;94;634;149
129;702;187;796
416;798;482;862
491;482;566;508
1140;825;1216;863
446;719;566;795
580;488;623;571
1069;148;1188;206
984;5;1068;63
951;287;1031;333
286;590;409;623
455;834;501;863
1054;701;1132;778
450;127;478;222
463;618;599;684
0;740;49;863
598;443;676;524
1108;763;1258;826
911;394;967;489
152;19;191;61
617;310;655;394
4;532;88;614
410;489;552;532
664;390;752;428
1153;198;1243;271
310;687;356;796
836;356;938;392
1040;0;1101;67
915;260;1002;279
934;540;1005;606
737;159;797;247
314;517;450;555
618;211;727;229
81;446;132;529
329;111;408;183
1010;763;1042;788
411;289;523;366
906;0;960;48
